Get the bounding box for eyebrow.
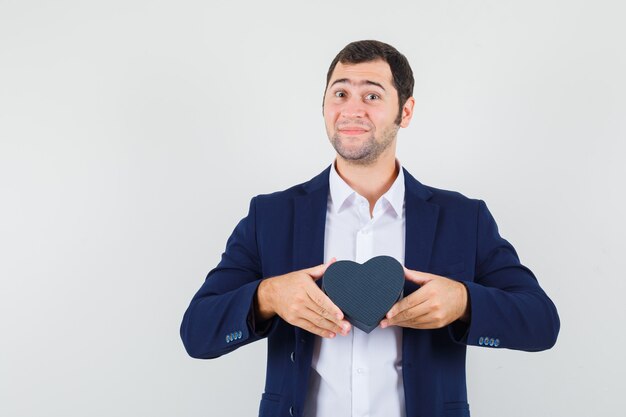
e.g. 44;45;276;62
329;78;386;91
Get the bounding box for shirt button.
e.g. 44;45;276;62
357;368;365;374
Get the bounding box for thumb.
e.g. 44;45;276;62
308;257;337;280
404;266;434;285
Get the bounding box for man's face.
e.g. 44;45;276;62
323;60;412;165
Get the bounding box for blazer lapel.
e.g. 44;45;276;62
292;167;330;413
291;166;439;296
403;168;439;295
289;166;440;415
401;168;440;417
292;170;329;271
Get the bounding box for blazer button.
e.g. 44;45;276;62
489;338;495;346
225;335;230;343
478;337;484;345
494;338;500;347
289;405;295;416
238;330;243;339
290;351;295;363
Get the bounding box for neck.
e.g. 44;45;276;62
334;148;399;211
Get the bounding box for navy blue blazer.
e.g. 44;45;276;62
181;166;560;417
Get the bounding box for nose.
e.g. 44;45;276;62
340;96;366;119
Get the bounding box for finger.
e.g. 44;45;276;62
308;257;337;280
293;317;338;338
403;266;435;285
386;290;427;320
301;306;350;336
382;301;435;328
305;282;346;322
385;302;431;327
383;316;440;330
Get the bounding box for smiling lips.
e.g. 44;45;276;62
337;125;371;136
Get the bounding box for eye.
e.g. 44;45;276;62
334;91;346;98
365;93;379;100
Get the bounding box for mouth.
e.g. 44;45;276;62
339;129;367;136
338;127;370;136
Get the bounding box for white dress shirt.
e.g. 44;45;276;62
303;160;407;417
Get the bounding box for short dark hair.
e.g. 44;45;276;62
325;40;414;124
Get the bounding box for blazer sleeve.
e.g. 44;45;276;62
450;200;560;351
180;197;277;359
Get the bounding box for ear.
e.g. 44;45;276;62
399;97;415;128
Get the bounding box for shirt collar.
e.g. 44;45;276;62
329;161;356;214
328;159;405;217
384;163;405;217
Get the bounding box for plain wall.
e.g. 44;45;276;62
1;1;625;416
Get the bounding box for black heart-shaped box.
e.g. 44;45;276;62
322;255;404;333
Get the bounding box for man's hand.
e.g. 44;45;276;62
380;267;470;330
255;259;351;338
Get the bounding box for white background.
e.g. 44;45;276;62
1;1;625;416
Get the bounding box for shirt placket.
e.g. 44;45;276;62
352;197;375;417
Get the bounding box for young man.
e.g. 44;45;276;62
181;40;560;417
